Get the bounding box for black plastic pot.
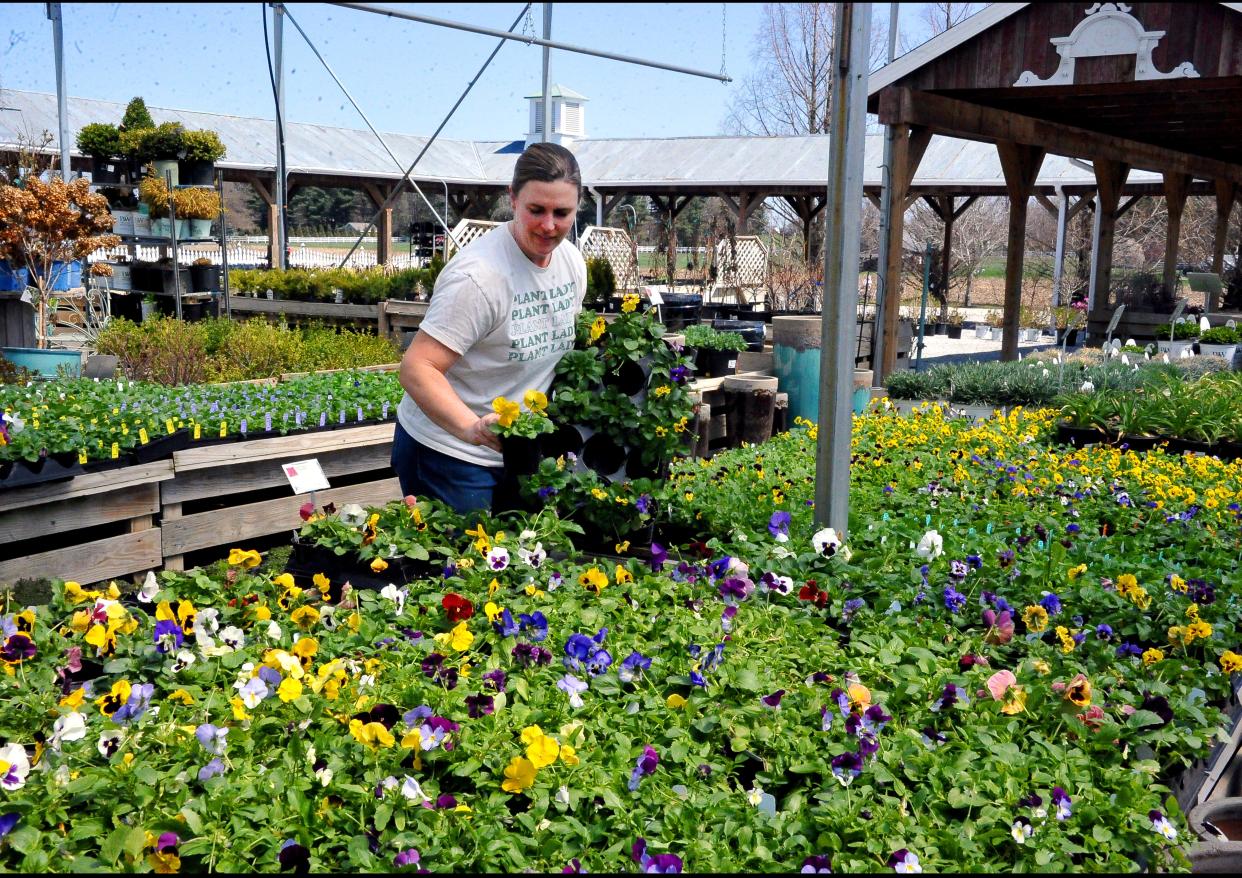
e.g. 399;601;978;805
501;435;543;477
624;445;662;480
179;160;216;186
542;423;585;460
581;433;627;475
189;264;217;293
603;359;648;396
1054;424;1108;448
90;156;128;185
1;456;79;489
946;325;963;339
181;301;207;322
712;319;766;352
696;348;739;379
130;264;162;294
934;322;948;335
659;292;702;331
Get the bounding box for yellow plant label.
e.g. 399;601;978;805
165;419;175;435
194;423;201;440
111;443;119;459
220;421;227;438
139;428;149;445
78;450;87;465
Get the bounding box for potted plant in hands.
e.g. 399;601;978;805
76;123;128;184
0;175;119;351
491;390;556;476
1197;325;1239;363
179;129;226;185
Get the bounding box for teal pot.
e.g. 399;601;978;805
150;217;172;238
1;346;82;378
151;159;179;186
187;218;213;239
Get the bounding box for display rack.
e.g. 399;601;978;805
91;166;231;323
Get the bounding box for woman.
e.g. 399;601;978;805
393;142;586;513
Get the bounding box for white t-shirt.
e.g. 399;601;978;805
398;222;587;466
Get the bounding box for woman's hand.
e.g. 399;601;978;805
464;413;503;452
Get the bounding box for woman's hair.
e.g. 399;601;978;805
511;142;582;196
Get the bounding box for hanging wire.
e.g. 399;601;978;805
719;3;728;79
282;4;533;269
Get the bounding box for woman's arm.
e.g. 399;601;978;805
400;331;501;452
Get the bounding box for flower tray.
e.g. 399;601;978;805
0;456;82;490
1053;424;1242;460
287;540;438;594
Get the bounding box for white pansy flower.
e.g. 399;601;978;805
915;529;943;560
51;712;87;750
137;571;160;603
811;527;842;557
0;743;31;790
379;584;406;615
338;504;367;527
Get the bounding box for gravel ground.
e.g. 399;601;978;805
910;329;1070;367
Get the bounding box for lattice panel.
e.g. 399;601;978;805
445;219;502;258
715;236;768;289
579;226;641;291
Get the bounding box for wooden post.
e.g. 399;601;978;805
939;196;954;320
1162;172;1191;296
878;124;931;379
363;183;394;266
721;192;765;234
996;142;1045;361
1092;159;1129;309
247;177;280;269
651;195;692;287
1212;180;1236;308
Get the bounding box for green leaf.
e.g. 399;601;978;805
1092;824;1113;844
101;826;130;864
123;826;147;858
179;807;203;835
735;668;761;692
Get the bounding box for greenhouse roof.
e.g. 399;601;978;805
0;88;1172;195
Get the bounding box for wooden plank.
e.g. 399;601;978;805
0;528;162;588
162;441;394;505
172;423;394;473
0;460;173;512
877;87;1242;185
224;296;380;320
161;476;403;557
382;299;431;318
0;483;158;544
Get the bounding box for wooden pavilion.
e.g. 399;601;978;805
868;1;1242;377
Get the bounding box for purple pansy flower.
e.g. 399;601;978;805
628;745;659;791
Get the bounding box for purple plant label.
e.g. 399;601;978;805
382;402;389;419
319;413;327;428
338;411;345;425
265;412;272;432
357;406;363;422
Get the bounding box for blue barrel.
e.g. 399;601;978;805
0;261;28;291
772;316;872;423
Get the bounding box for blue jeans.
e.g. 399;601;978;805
391;422;503;514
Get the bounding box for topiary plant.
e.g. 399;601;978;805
140;122;186;160
121;97;155;132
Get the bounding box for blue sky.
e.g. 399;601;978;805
2;3;935;142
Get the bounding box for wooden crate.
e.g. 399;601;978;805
0;461;173;587
160;423;403;570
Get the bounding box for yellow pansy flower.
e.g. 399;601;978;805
523;390;548;414
526;734;560;769
492;397;521;429
666;693;688;709
227;548;262;569
501;756;537;793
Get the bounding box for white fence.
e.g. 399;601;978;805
87;243;426;270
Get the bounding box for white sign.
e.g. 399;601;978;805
282;458;330;494
646;290;665;307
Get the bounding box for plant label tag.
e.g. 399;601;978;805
283;458;330;494
1105;304;1125;338
646;290;665;307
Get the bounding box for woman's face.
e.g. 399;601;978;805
509;179;579;267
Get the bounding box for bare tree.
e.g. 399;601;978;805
898;2;985;53
905;196;1009;310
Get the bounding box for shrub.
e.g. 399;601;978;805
139;122;186;161
120;97;155;131
95;316;210;385
75;123;121;158
300;324;400;371
585;257;615;309
180;129;226;163
883;368;945;400
207;318;305;382
138;174;172;218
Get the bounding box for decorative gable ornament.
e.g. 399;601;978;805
1015;3;1199;86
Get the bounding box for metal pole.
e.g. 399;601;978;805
915;241;931;370
332;2;731;82
47;3;72;180
870;2;899;379
217;169;232;318
541;4;552;143
1051;184;1068;334
167;170;183;321
273;3;287;270
814;1;872;534
1087;190;1102;312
